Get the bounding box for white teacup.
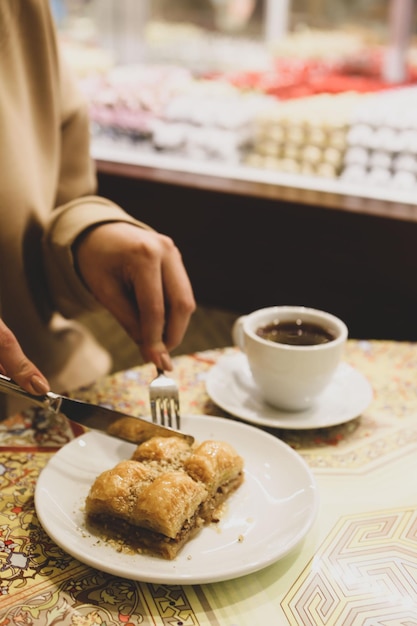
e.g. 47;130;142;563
232;306;348;411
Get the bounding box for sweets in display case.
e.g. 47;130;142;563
60;20;417;189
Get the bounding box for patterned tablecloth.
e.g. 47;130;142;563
1;340;417;625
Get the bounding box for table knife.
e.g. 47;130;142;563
0;373;194;445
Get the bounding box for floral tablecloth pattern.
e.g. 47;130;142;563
1;340;417;625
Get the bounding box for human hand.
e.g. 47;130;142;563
74;222;196;370
0;318;50;394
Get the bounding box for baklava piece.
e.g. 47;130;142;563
85;436;244;559
185;440;244;520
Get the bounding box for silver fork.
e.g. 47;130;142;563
149;368;181;430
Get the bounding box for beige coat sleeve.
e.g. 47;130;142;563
42;52;150;318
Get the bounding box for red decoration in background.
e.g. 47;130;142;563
204;47;417;100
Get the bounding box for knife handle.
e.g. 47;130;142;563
0;373;62;413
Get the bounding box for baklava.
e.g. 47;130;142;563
85;435;244;559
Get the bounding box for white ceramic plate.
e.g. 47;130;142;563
206;352;373;430
35;415;318;584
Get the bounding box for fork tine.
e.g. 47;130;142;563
149;369;181;431
174;397;180;430
171;398;181;430
150;398;158;424
151;397;179;429
161;396;180;429
166;397;173;428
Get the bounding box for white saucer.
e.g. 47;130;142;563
206;352;373;430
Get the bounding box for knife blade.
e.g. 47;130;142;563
0;373;194;445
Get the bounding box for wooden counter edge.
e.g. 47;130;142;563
95;158;417;223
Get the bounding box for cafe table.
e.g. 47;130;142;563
1;339;417;625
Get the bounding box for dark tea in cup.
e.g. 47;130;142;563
256;319;337;346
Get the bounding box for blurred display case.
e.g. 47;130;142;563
52;0;417;211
